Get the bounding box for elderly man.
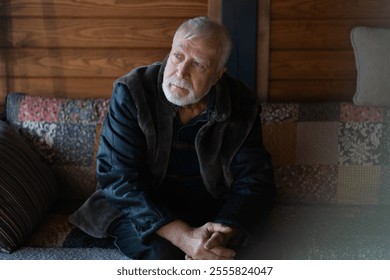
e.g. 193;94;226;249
70;16;276;260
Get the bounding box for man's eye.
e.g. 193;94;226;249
173;52;182;60
193;61;206;70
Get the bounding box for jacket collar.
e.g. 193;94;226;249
213;75;231;122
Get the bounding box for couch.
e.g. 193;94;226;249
1;92;389;260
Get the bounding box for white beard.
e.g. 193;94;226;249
162;77;210;106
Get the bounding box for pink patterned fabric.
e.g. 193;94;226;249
340;103;384;122
18;96;62;123
6;93;110;200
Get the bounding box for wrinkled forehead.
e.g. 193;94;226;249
172;29;222;57
175;27;219;43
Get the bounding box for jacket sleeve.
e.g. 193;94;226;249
213;112;276;238
97;83;176;240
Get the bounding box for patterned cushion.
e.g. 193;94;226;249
0;121;59;253
5;93;110;200
261;102;390;205
5;93;389;207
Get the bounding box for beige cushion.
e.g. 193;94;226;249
351;26;390;106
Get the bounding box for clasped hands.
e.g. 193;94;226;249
157;219;238;260
183;222;237;260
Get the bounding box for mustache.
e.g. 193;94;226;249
166;77;192;90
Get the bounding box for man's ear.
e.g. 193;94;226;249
214;66;227;84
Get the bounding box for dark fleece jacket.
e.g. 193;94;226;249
69;60;275;240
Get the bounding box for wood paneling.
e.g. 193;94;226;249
0;49;168;78
4;18;183;48
270;51;356;80
5;77;113;98
271;20;390;50
269;80;356;102
0;0;208;110
271;0;390;19
3;0;389;104
2;0;207;18
268;0;390;102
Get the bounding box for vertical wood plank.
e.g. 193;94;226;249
0;0;12;110
257;0;270;101
208;0;222;23
222;0;257;92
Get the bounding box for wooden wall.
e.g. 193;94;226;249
2;0;390;110
0;0;208;112
268;0;390;102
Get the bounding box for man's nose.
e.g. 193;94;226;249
176;61;191;78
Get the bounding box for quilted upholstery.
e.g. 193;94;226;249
261;102;390;205
6;93;110;200
2;93;390;259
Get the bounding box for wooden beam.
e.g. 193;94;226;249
0;0;12;111
208;0;222;23
222;0;258;92
257;0;270;101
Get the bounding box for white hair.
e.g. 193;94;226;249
174;16;232;70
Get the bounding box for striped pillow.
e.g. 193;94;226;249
0;121;59;253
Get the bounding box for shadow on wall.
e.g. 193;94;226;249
41;0;66;97
0;0;13;99
0;0;67;101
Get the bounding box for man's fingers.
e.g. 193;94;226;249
204;232;224;249
204;232;236;259
206;222;233;234
208;246;236;259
